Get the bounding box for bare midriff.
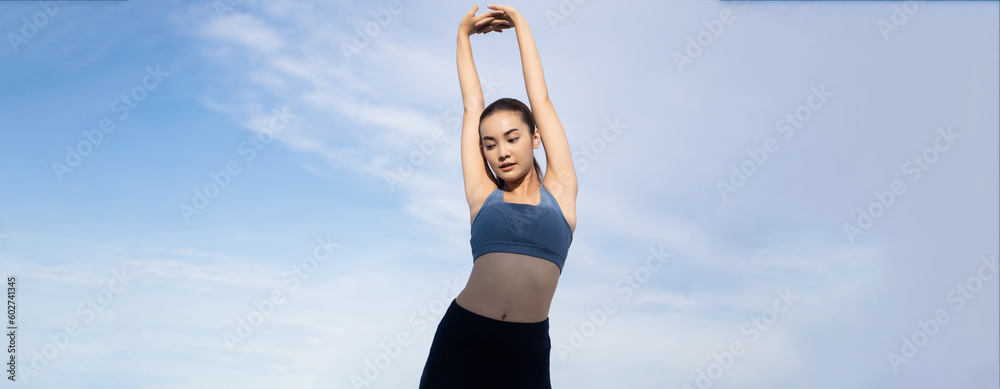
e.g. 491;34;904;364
455;251;561;323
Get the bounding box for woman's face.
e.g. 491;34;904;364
480;111;540;182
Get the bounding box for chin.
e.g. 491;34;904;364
499;168;522;179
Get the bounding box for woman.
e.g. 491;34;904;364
419;4;578;388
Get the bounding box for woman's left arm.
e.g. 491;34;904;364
485;4;578;195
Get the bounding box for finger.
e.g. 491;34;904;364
468;5;478;14
473;10;502;18
486;24;508;33
489;21;510;30
480;19;507;29
475;16;498;26
477;18;510;28
473;12;503;24
487;4;509;12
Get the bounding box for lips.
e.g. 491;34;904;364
500;162;516;170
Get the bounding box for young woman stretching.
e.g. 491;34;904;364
419;4;578;388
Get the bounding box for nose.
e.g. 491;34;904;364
497;144;511;159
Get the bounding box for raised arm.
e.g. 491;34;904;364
482;4;578;198
458;8;485;110
458;6;509;109
458;6;509;210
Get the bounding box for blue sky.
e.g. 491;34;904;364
0;0;997;388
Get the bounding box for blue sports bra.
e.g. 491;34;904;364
470;184;573;273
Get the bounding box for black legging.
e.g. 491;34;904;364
419;298;552;388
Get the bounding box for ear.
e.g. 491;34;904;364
532;129;541;148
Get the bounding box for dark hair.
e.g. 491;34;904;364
479;97;543;189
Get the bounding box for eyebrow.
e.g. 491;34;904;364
482;128;520;142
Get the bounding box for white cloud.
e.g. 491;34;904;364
3;0;986;387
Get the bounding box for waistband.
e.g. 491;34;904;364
441;298;551;353
449;298;549;326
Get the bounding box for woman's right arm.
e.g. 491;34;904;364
458;6;505;204
457;33;485;111
457;5;504;110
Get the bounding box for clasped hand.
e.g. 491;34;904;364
459;4;519;36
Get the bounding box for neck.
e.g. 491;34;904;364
502;167;539;197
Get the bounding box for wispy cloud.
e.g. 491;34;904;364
0;0;995;388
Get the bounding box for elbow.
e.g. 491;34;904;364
464;104;484;115
463;98;485;112
528;94;551;106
